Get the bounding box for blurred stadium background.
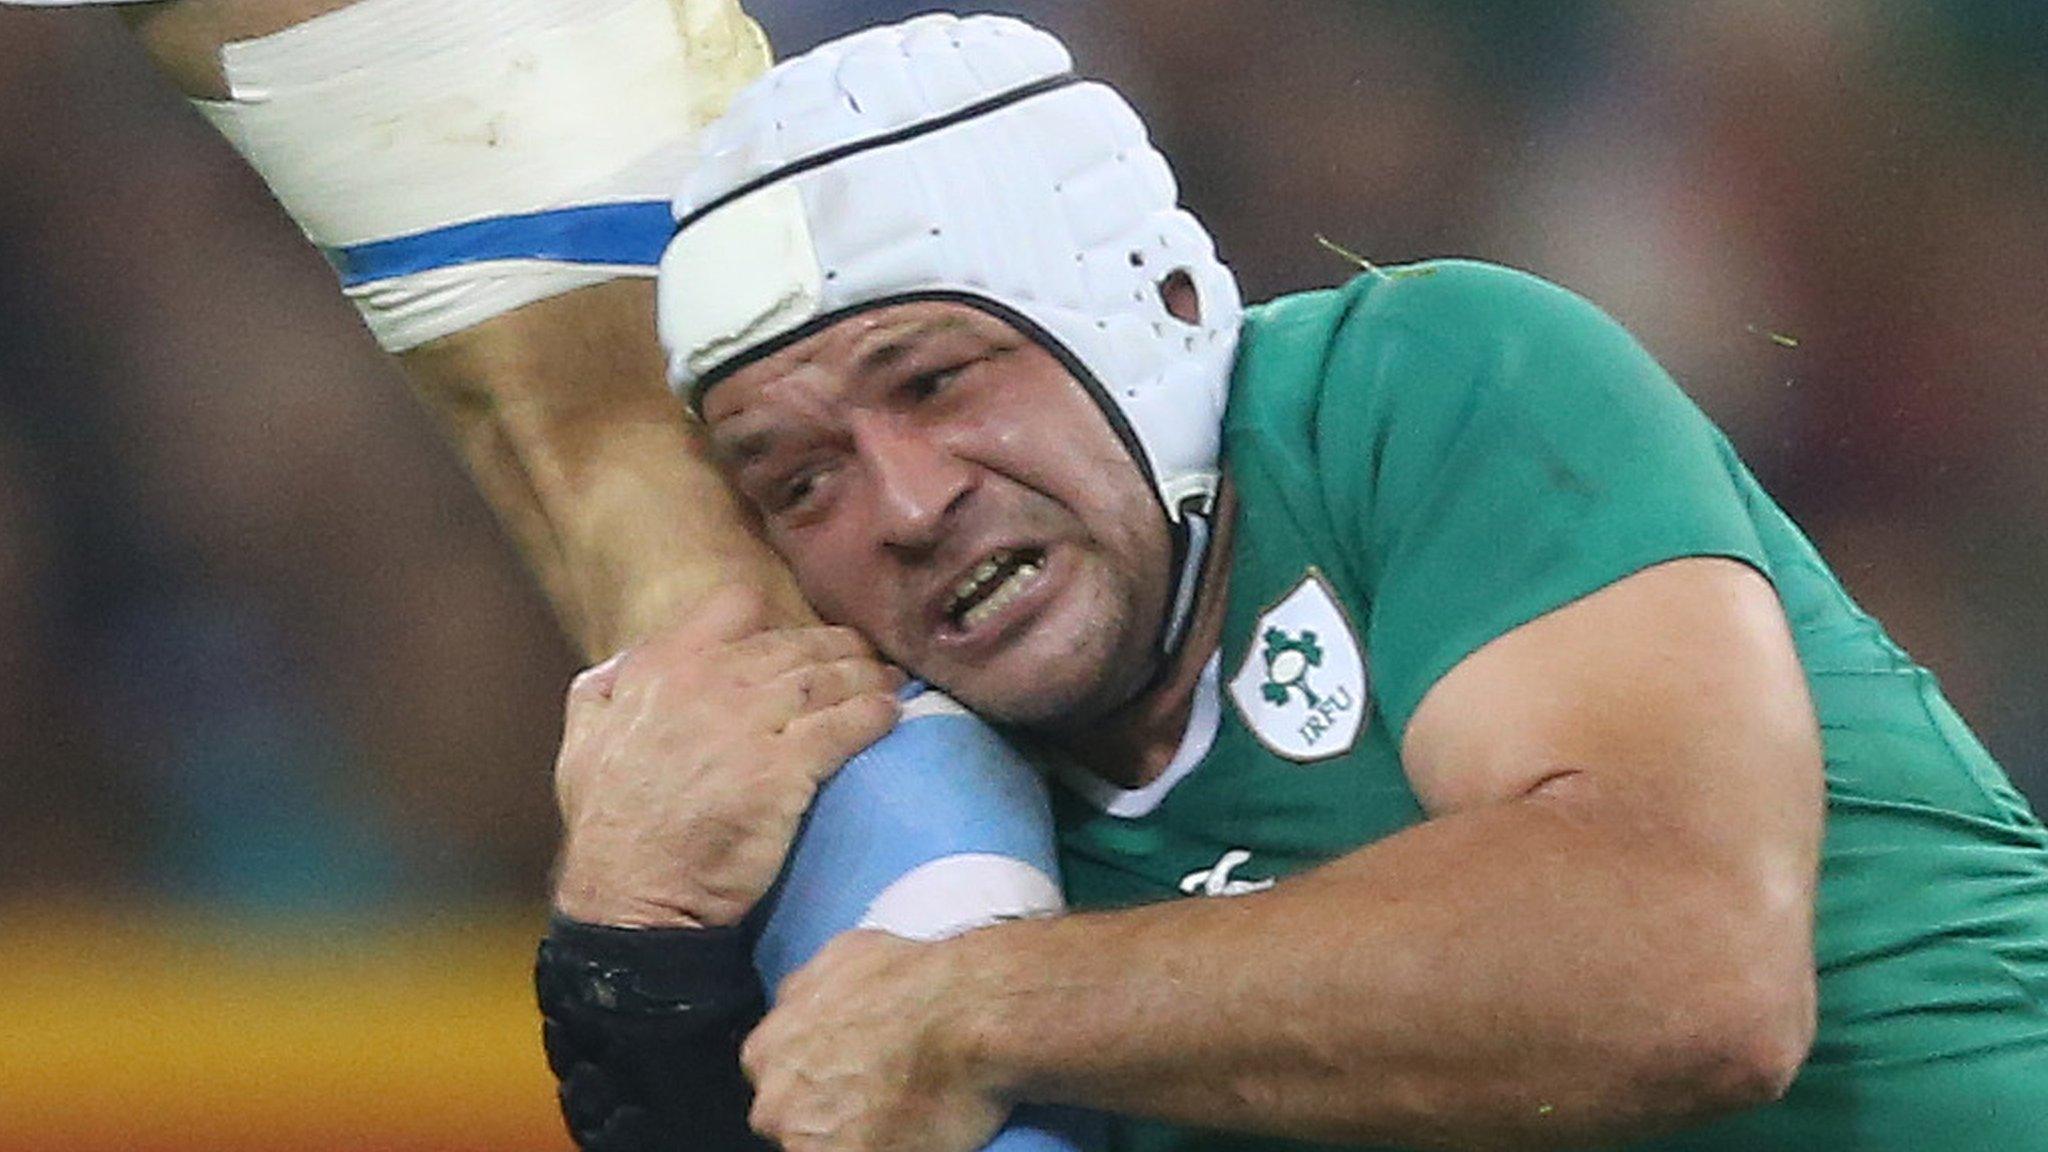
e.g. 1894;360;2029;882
0;1;2042;1148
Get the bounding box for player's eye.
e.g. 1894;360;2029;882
784;474;814;504
901;360;974;404
762;460;837;521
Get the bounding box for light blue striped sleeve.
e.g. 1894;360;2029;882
753;684;1104;1152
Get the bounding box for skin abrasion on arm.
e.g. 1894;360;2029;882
918;559;1823;1150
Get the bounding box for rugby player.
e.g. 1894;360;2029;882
2;2;1093;1150
548;14;2048;1152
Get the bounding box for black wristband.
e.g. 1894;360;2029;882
541;915;758;1014
536;915;770;1152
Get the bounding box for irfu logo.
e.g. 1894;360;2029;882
1228;569;1369;762
1259;627;1326;707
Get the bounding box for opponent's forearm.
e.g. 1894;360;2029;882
939;788;1814;1150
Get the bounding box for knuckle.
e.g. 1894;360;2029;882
789;705;881;762
850;693;902;736
605;650;666;700
567;652;625;703
822;624;871;656
563;677;591;708
560;693;596;732
731;631;801;681
855;660;901;694
772;967;809;1006
739;1029;768;1078
814;932;862;969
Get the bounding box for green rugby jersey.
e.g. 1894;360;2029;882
1052;261;2048;1151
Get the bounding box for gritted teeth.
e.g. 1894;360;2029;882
947;547;1046;627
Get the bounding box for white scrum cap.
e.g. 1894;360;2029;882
658;13;1243;531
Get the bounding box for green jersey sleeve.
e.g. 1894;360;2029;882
1308;261;1771;740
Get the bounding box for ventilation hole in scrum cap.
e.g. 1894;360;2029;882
1128;251;1145;267
1158;269;1200;327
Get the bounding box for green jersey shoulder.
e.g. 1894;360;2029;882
1053;261;2048;1152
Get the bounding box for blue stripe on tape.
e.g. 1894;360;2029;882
323;201;675;287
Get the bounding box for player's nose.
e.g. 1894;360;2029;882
851;412;973;552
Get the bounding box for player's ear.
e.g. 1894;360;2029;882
1158;269;1201;325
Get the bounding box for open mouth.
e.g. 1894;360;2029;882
945;546;1048;632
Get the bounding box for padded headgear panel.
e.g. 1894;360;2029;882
659;13;1242;527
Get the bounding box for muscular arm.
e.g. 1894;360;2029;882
118;0;809;660
773;558;1823;1150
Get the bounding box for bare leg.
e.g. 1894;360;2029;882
117;0;808;661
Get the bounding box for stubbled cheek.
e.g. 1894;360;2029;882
790;556;901;638
794;572;858;626
982;419;1027;454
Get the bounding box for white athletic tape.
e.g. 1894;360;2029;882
658;181;823;378
859;853;1064;942
193;0;767;351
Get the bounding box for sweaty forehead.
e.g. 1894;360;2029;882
701;301;1010;427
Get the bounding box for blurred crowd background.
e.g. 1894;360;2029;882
1;1;2043;1148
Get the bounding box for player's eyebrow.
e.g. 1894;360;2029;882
849;314;978;377
712;424;776;468
712;313;983;467
724;426;778;467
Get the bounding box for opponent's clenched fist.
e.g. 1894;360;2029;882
551;586;904;928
